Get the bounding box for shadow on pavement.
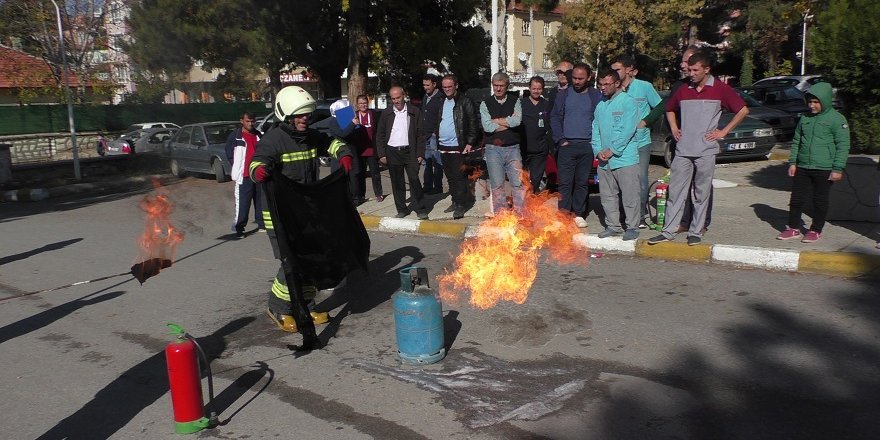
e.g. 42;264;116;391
0;287;127;345
213;361;274;426
594;277;880;439
316;245;425;344
35;317;254;440
0;238;83;266
750;203;790;232
745;162;791;191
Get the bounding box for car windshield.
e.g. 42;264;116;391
204;123;239;144
736;91;764;107
756;78;799;87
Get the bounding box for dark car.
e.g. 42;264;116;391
738;85;810;117
255;99;334;134
734;89;799;144
167;121;239;182
648;92;778;167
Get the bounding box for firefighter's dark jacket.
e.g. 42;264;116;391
424;93;481;150
249;123;352;183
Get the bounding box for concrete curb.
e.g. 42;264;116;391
360;215;880;279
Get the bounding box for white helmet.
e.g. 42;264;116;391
274;86;316;121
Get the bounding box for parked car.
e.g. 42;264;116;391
167;121;239;182
738;85;810;117
734;89;799;143
648;93;778;167
103;127;178;156
123;122;180;132
752;75;844;111
752;74;827;92
255;99;334;134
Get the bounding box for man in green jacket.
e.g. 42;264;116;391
777;82;850;243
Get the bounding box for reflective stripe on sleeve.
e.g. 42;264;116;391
281;149;317;162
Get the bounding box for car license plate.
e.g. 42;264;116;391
728;142;755;151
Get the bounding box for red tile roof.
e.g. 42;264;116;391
506;0;564;15
0;45;83;89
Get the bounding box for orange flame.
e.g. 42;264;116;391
136;186;184;266
438;171;587;309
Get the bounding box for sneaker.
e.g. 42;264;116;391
443;204;456;213
574;216;588;228
622;229;639;241
417;212;429;220
598;228;621;238
376;195;385;202
453;209;465;220
801;230;821;243
235;230;245;239
647;234;672;245
776;228;802;240
687;235;702;246
638;220;649;229
395;211;410;218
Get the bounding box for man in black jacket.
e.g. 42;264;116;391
433;74;480;219
520;76;552;193
419;74;445;194
376;86;428;219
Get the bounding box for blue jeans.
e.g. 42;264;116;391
423;135;444;192
556;140;593;216
485;144;525;213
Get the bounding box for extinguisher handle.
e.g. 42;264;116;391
167;323;186;337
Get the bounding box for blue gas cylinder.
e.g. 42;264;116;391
392;266;446;364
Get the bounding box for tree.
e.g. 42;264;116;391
551;0;702;72
811;0;880;151
0;0;114;102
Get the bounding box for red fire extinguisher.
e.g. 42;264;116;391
165;323;216;434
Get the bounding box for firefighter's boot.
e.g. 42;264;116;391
310;311;330;325
266;308;298;333
303;285;331;325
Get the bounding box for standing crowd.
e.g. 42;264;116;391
223;46;853;336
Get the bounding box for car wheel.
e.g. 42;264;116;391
96;141;105;156
212;159;228;183
171;159;186;178
663;140;676;168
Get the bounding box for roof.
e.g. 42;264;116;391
506;0;564;15
0;44;83;89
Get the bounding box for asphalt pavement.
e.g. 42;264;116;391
3;147;879;278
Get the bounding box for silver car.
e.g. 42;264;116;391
103;127;178;156
167;121;239;182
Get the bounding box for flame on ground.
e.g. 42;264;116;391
438;171;588;309
135;180;184;275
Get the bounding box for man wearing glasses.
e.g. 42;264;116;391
592;69;641;241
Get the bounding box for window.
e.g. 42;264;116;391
543;23;551;37
522;20;531;36
177;127;192;145
543;54;552;69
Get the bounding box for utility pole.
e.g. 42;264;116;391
491;0;499;76
801;10;814;75
51;0;80;180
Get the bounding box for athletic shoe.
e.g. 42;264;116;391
574;216;588;228
801;230;821;243
687;235;702;246
647;234;672;245
417;212;429;220
776;228;802;240
598;228;621;238
638;220;649;229
622;229;639;241
376;195;385;202
395;211;410;218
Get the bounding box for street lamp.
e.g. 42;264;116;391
801;10;815;76
50;0;80;180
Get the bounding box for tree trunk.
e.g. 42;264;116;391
347;0;370;100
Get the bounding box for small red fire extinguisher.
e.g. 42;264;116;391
165;323;216;434
653;180;670;231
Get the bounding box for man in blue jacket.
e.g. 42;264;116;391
550;63;603;228
592;69;641;241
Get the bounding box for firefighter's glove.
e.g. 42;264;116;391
339;156;353;174
253;166;270;182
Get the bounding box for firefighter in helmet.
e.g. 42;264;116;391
250;85;353;332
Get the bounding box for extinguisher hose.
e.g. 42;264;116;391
185;333;219;427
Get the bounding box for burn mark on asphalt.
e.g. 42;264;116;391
491;302;592;347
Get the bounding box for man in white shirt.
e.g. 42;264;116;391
376;86;428;219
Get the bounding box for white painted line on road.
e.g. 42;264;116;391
378;217;420;233
711;245;800;271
